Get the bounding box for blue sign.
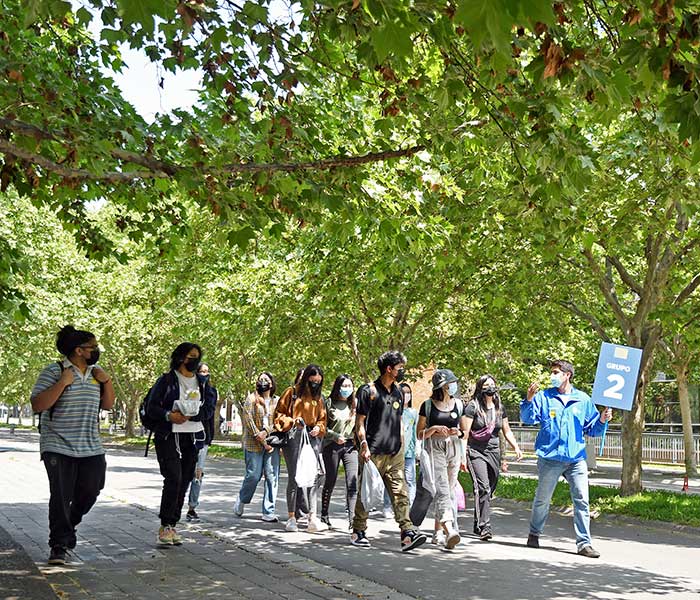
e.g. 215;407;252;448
591;342;643;411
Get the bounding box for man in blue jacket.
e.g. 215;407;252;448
521;359;612;558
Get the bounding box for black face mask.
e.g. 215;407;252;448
308;381;322;394
256;381;270;394
482;386;497;397
184;357;201;373
395;368;405;383
200;374;210;383
86;349;100;365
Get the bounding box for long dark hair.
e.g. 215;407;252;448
255;371;277;406
296;364;324;400
329;374;355;411
169;342;202;371
471;374;501;415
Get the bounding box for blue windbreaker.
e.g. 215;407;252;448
520;387;606;463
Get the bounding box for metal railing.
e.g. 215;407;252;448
511;427;700;465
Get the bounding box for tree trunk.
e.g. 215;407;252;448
213;391;225;441
674;360;698;477
620;325;659;495
125;402;136;438
621;381;646;495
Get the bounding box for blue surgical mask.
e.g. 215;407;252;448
339;386;353;398
447;382;458;396
550;373;564;388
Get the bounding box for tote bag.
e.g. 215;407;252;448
295;429;318;488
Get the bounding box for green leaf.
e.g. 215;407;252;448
116;0;173;29
76;7;93;25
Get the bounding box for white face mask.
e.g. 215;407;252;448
550;373;565;388
447;382;458;396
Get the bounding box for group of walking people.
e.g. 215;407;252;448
31;327;613;565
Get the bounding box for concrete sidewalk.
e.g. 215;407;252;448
1;429;699;600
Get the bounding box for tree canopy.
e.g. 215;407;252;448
2;1;700;492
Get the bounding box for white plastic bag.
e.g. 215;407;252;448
361;459;385;510
418;439;436;496
295;429;318;488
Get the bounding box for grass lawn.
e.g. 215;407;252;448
457;471;700;528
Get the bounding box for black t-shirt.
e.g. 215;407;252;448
464;400;507;451
419;399;463;429
356;378;403;456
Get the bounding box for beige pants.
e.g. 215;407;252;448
353;451;412;532
427;437;461;525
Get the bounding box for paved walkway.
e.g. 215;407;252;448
1;430;699;600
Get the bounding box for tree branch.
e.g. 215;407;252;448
674;272;700;306
582;247;630;330
606;254;643;296
0;136;424;183
0;139;160;183
559;300;611;341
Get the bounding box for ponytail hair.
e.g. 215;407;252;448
56;325;94;357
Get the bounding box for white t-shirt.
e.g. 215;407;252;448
172;371;204;434
263;396;271;430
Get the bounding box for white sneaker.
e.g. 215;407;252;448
307;516;326;533
383;508;394;519
431;530;446;546
285;517;298;532
233;498;244;517
261;514;279;523
445;528;461;549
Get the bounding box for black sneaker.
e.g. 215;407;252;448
350;529;371;547
480;529;493;541
320;515;334;529
186;508;199;522
48;546;66;565
401;530;427;552
578;545;600;558
526;534;540;548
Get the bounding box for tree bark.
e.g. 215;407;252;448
125;403;136;438
213;391;225;441
620;377;647;495
673;356;698;477
619;323;660;495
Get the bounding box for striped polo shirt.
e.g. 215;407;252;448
31;359;104;457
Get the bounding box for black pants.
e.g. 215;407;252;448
467;449;500;534
154;433;198;526
42;452;106;549
321;441;358;518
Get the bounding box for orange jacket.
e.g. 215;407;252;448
273;385;327;436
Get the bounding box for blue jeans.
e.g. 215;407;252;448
239;448;280;517
187;445;209;509
384;456;416;510
530;457;591;549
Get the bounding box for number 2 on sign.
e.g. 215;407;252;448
603;374;625;400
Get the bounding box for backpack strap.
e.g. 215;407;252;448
46;361;66;422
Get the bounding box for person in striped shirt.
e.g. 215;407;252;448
30;325;115;565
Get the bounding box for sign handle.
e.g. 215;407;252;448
599;415;609;457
